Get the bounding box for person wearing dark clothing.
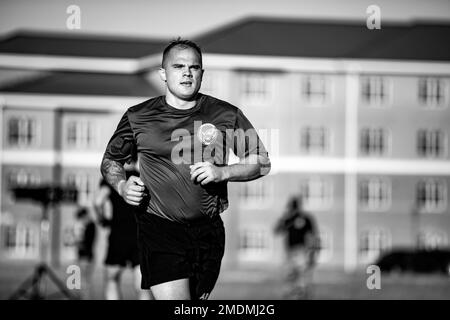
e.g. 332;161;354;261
275;196;320;299
101;175;139;267
74;207;97;299
94;163;153;300
76;207;96;261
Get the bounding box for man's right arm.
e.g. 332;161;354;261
101;156;145;206
101;111;146;206
100;156;127;196
100;111;135;197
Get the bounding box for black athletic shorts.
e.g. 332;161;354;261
137;213;225;300
104;234;140;268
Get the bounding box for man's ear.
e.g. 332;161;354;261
159;67;167;82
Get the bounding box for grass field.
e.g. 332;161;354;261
1;262;449;300
213;268;450;300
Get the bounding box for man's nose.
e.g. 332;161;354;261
183;67;192;77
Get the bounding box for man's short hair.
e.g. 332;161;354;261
161;38;202;68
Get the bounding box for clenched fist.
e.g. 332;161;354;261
118;176;146;206
190;162;227;185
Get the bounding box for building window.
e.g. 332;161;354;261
62;226;76;248
299;177;333;211
239;229;270;259
240;179;272;208
66;173;96;206
4;225;16;249
317;229;333;263
418;230;448;250
7;169;41;189
359;177;391;212
2;224;38;258
301;74;330;105
361;76;389;106
359;229;391;263
417;129;446;158
240;73;270;102
360;127;389;156
418;78;446;108
416;179;447;214
300;127;330;155
66;120;96;149
7;117;38;147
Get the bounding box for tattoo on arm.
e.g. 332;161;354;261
100;157;126;194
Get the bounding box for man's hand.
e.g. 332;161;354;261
118;176;146;206
190;162;227;185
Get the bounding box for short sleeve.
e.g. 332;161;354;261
232;109;268;159
103;111;136;163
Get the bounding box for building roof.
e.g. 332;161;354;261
0;71;161;97
0;17;449;97
1;18;449;62
357;24;450;61
0;30;167;58
195;17;450;61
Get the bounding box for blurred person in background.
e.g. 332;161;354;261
275;196;320;299
94;159;153;300
74;206;97;299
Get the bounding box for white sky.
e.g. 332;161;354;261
1;0;450;39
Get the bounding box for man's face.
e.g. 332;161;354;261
160;46;203;101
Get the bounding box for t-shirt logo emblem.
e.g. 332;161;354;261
197;123;218;145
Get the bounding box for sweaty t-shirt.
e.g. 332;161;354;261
103;93;268;223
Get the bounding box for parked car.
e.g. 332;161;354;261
375;248;450;275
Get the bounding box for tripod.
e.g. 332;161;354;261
9;187;80;300
9;262;79;300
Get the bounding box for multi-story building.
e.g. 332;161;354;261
1;18;449;272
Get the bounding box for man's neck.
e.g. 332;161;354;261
165;92;198;110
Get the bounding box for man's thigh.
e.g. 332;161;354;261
151;278;190;300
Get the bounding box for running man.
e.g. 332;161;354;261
275;196;320;299
101;38;271;300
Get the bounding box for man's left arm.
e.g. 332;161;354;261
191;107;270;184
190;154;270;185
224;153;271;181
